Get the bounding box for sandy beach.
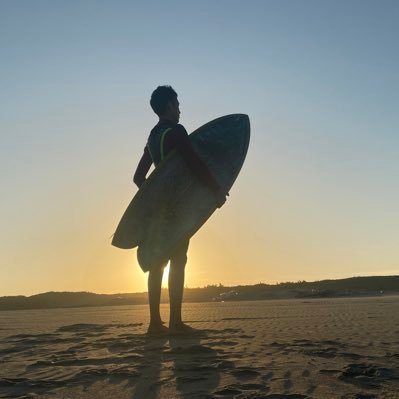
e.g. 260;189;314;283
1;296;399;398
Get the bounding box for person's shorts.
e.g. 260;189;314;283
166;238;190;267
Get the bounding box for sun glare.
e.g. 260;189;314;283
162;262;170;287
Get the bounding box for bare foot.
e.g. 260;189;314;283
169;322;198;335
146;322;169;336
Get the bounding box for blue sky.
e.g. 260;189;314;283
1;1;398;295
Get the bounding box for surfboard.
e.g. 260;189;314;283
112;114;250;271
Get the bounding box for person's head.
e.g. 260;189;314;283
150;85;180;123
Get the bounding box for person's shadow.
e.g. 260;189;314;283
168;331;220;398
132;331;220;399
132;334;168;399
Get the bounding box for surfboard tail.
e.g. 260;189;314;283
111;232;137;250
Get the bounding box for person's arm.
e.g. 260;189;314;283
170;125;227;206
133;146;152;188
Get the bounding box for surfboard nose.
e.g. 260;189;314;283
226;113;249;121
234;114;250;135
220;114;250;145
237;113;249;121
239;114;250;129
222;114;250;130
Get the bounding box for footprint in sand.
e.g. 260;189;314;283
231;367;261;380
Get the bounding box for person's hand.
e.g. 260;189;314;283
215;190;229;208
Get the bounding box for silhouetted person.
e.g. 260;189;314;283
133;85;226;335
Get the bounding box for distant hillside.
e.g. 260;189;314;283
0;291;148;311
184;275;399;302
1;276;398;311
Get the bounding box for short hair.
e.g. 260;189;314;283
150;85;178;116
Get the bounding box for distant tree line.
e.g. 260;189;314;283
1;276;398;311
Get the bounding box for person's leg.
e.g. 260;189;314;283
147;263;168;334
168;240;194;333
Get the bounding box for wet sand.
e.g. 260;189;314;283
1;296;399;398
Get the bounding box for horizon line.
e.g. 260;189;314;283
3;274;398;298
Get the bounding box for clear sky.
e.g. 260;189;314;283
1;0;398;296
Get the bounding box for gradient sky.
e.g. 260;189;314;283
1;0;398;296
